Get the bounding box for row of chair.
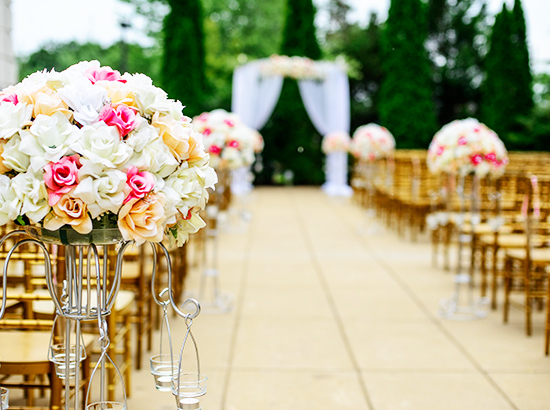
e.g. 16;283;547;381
352;151;550;354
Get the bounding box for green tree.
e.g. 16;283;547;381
259;0;324;184
18;41;161;83
379;0;437;148
427;0;489;126
162;0;206;116
481;5;515;143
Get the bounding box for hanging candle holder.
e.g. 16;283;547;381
172;312;207;410
1;386;8;410
150;285;178;392
85;315;127;410
48;314;87;379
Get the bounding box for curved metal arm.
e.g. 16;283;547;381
108;241;133;311
157;242;201;319
0;230;27;320
2;238;55;318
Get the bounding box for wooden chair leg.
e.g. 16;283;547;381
480;244;487;297
545;285;550;355
491;244;500;310
50;365;62;410
503;256;511;323
525;261;532;337
124;315;132;398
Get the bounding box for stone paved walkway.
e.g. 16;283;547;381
129;187;550;410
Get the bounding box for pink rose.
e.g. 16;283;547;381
197;113;209;122
100;104;138;138
458;136;467;146
228;140;239;149
224;119;235;127
44;155;82;206
203;128;211;136
470;154;483;165
0;94;18;104
484;152;497;163
436;146;445;156
124;166;155;204
85;67;127;84
209;145;221;155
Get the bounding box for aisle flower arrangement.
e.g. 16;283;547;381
252;130;264;154
259;55;324;80
349;124;395;162
321;131;350;154
427;118;508;177
0;61;216;246
193;109;256;170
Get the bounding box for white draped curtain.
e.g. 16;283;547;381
231;60;351;196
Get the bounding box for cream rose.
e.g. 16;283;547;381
32;87;72;119
43;191;93;234
117;193;166;245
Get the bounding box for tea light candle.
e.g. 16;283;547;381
179;397;200;410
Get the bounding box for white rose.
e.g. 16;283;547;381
19;112;81;172
2;134;30;172
71;123;132;169
169;212;206;247
125;121;158;153
0;102;33;140
74;169;127;218
11;170;50;223
123;73;169;117
0;175;20;224
127;137;178;177
58;78;107;125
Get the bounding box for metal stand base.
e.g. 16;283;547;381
438;274;491;321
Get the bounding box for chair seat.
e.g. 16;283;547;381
0;331;95;374
506;248;550;263
480;234;546;248
461;223;513;235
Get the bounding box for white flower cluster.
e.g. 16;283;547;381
427;118;508;177
0;60;217;246
259;55;325;80
322;131;350;153
193;109;258;170
349;124;395;162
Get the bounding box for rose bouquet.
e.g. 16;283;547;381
193;109;256;170
0;61;216;246
427;118;508;177
349;124;395;162
322;131;350;154
252;130;264;154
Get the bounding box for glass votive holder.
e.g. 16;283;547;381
150;354;178;392
50;344;83;379
86;401;126;410
173;373;207;410
1;387;8;409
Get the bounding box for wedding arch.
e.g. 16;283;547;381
231;55;352;196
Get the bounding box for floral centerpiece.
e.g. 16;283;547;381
322;131;350;154
252;130;264;154
427;118;508;177
0;61;216;246
259;55;325;80
193;109;255;170
349;124;395;162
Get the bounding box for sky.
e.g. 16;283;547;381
11;0;550;73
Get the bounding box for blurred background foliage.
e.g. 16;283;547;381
16;0;550;183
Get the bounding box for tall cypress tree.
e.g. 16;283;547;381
510;0;533;119
162;0;206;117
258;0;324;185
481;5;515;141
379;0;437;148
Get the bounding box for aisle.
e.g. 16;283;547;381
130;187;550;410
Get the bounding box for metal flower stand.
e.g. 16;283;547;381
438;175;490;320
0;228;207;410
188;205;234;314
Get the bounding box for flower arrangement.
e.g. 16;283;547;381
0;61;216;246
321;131;350;154
427;118;508;177
349;124;395;162
252;130;264;154
259;55;325;80
193;109;256;170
